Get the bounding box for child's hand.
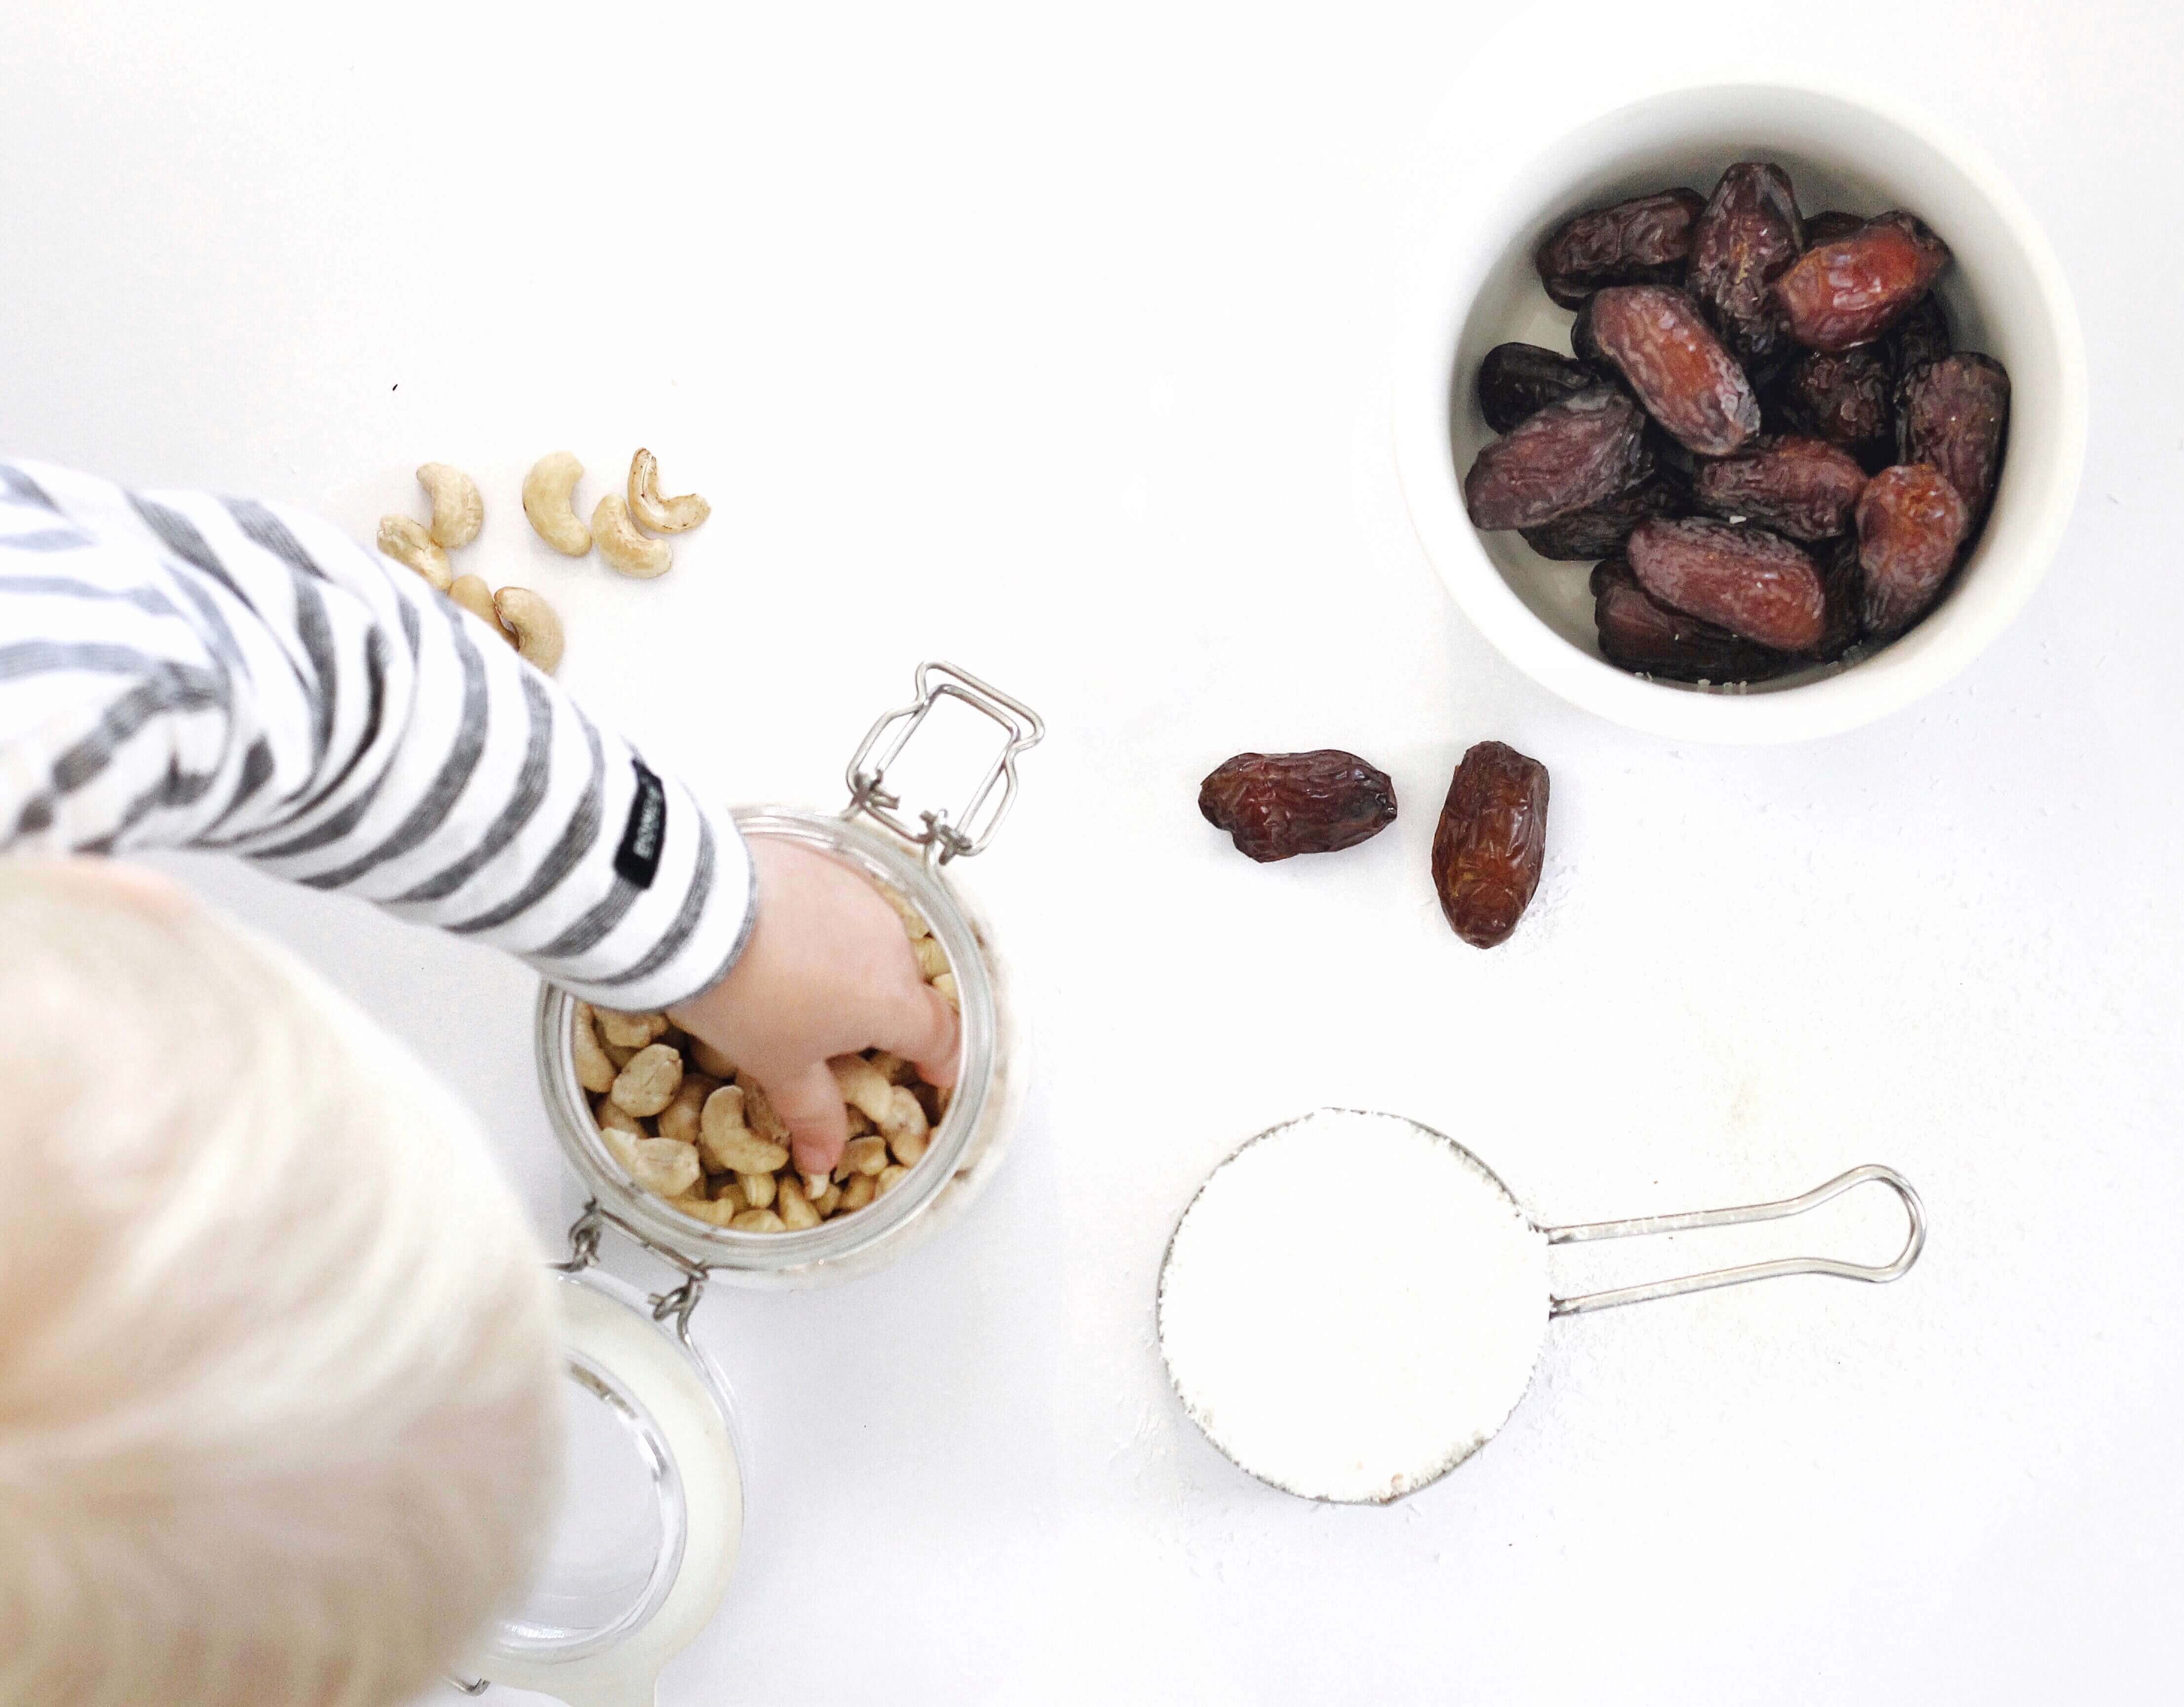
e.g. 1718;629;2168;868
669;839;959;1177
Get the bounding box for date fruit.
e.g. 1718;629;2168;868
1519;473;1686;560
1886;291;1952;379
1199;750;1398;863
1811;534;1866;662
1627;516;1826;651
1592;558;1790;683
1780;347;1895;460
1855;464;1970;640
1431;741;1549;950
1477;343;1599;432
1689;162;1806;368
1585;285;1760;456
1694;435;1868;541
1897;352;2010;527
1803;209;1865;246
1534;189;1706;309
1463;385;1650;530
1772;210;1951;352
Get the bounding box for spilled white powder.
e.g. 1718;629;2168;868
1157;1109;1548;1504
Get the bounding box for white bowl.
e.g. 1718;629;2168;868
1391;58;2087;744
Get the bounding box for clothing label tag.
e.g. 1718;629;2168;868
615;760;667;888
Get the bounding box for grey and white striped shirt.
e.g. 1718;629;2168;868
0;459;753;1010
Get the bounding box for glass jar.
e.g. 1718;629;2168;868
463;665;1042;1703
532;659;1040;1289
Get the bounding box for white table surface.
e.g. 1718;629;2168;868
6;2;2181;1701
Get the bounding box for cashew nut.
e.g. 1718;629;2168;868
930;972;959;1012
656;1074;718;1145
571;1004;616;1095
730;1209;787;1232
609;1042;685;1118
629;1137;701;1198
493;587;565;674
875;1164;912;1198
448;574;516;645
627;448;711;534
829;1055;895;1127
737;1169;776;1210
884;1090;930;1165
378;514;452;590
677;1193;744;1228
776;1174;821;1230
523;451;592;555
701;1085;790;1174
416;463;484;549
735;1072;792;1145
592;493;673;578
839;1173;877;1212
842;1135;890;1178
912;936;950;981
594;1096;647;1138
598;1010;670;1050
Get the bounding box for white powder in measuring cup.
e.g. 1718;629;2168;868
1157;1109;1548;1504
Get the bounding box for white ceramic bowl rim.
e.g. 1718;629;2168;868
1390;37;2088;744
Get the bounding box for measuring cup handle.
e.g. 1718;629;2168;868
1542;1163;1927;1318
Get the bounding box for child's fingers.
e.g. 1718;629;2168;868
878;982;961;1091
766;1060;854;1178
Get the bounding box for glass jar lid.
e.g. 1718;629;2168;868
456;1259;744;1706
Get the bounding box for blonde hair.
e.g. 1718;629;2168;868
0;863;565;1707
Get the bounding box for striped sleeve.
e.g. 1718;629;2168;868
0;458;754;1010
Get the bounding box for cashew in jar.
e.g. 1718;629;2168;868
730;1209;786;1232
829;1055;894;1127
869;1051;917;1086
839;1173;877;1212
609;1042;685;1118
523;451;592;555
875;1164;911;1198
416;462;484;549
737;1169;776;1210
627;448;711;533
879;1084;928;1144
677;1193;743;1228
593;493;673;578
930;972;959;1012
735;1073;792;1145
701;1086;790;1175
656;1075;717;1145
912;936;949;981
594;1096;648;1138
378;514;452;590
842;1135;890;1178
598;1010;670;1050
572;1004;617;1095
629;1137;701;1198
776;1174;821;1230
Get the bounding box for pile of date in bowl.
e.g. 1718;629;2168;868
1466;162;2011;682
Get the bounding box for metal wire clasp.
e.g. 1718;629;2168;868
557;1200;712;1345
1544;1164;1927;1317
843;661;1044;864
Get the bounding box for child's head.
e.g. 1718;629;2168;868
0;861;565;1707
